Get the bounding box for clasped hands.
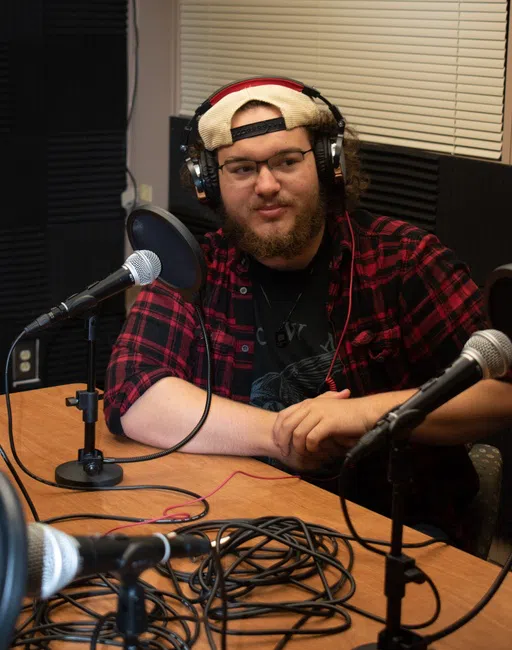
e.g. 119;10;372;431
271;389;372;470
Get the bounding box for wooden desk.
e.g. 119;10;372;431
1;384;511;649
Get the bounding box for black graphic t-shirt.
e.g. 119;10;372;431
250;236;343;412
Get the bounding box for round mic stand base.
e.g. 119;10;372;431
355;629;427;650
55;458;123;488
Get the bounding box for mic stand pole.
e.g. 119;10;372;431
356;413;430;650
114;540;165;650
55;313;123;487
116;568;148;650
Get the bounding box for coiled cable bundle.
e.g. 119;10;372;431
12;574;202;650
158;516;357;648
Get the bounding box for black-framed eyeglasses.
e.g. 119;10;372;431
218;148;314;182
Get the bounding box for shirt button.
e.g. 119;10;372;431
241;344;249;353
240;286;248;295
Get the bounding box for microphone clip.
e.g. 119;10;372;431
386;407;425;437
65;388;101;423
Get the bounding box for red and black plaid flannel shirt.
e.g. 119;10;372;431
104;210;494;546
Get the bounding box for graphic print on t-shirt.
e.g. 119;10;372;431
250;329;344;411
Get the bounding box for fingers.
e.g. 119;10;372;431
289;411;323;455
284;448;331;472
273;401;313;456
272;402;302;456
272;389;351;457
307;427;359;453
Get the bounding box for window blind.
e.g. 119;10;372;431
178;0;509;160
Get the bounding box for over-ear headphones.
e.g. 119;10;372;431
181;76;346;208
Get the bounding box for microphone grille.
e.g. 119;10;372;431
26;523;45;597
465;329;512;379
27;524;81;599
125;250;162;285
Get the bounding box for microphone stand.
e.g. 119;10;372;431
114;540;167;650
116;566;148;650
55;313;123;487
355;412;430;650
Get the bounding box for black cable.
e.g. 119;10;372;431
0;444;39;522
126;165;138;208
200;522;353;642
204;548;228;650
336;441;512;646
105;303;213;464
3;328;210;525
11;515;444;649
424;548;512;644
41;497;208;526
91;612;116;650
127;0;139;127
125;1;139;211
12;574;201;650
339;458;388;556
1;333;40;521
162;517;442;648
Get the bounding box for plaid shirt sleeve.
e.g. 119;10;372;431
103;279;197;435
398;230;510;381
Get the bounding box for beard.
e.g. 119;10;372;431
220;190;326;260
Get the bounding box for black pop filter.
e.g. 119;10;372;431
0;472;27;650
484;264;512;340
127;203;206;302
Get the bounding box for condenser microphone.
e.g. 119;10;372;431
26;523;212;600
347;329;512;464
24;249;161;334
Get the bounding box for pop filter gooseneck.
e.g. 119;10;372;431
127;204;206;302
0;471;27;650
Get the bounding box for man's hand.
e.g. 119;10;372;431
272;389;373;457
277;444;335;473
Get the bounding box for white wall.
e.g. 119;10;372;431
127;0;178;213
125;0;177;307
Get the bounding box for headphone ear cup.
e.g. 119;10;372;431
313;135;334;188
313;134;346;189
199;149;221;208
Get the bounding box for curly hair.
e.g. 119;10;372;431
181;99;369;213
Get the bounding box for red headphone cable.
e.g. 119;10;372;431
324;211;355;391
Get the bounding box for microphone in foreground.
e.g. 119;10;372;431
26;523;212;600
347;329;512;464
24;249;161;334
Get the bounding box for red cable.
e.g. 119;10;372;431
325;211;356;390
103;470;299;536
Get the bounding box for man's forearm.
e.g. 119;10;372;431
120;376;278;456
363;379;512;444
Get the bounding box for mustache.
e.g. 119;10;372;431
251;198;293;210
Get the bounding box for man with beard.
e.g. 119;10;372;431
104;78;512;547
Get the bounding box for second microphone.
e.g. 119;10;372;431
24;250;161;335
